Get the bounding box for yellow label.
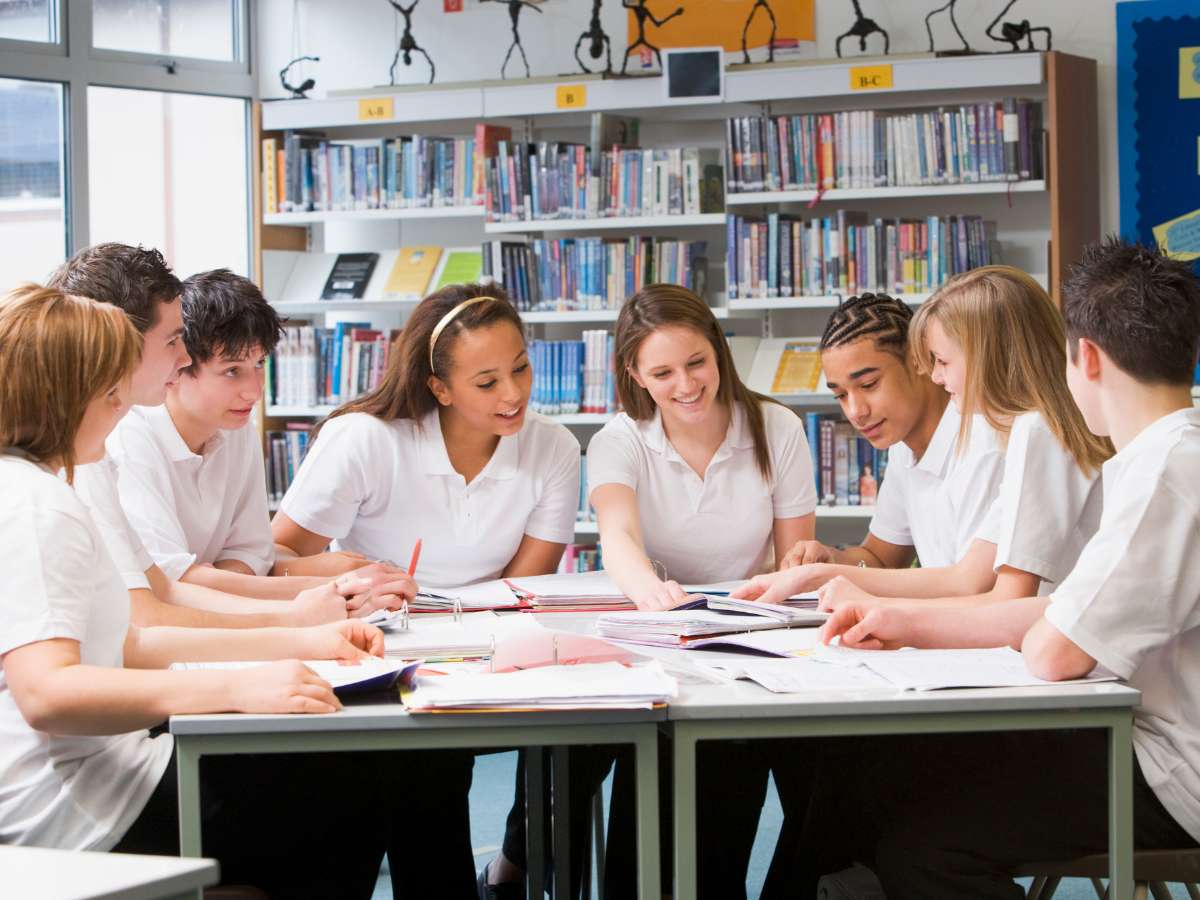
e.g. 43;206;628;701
849;64;893;91
357;97;395;121
555;84;587;109
1180;47;1200;99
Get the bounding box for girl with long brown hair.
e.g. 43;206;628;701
740;265;1113;611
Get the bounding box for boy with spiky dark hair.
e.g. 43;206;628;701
110;269;413;608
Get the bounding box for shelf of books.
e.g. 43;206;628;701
254;51;1098;544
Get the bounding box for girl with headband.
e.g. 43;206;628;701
272;282;581;898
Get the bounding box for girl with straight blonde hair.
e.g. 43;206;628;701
741;264;1113;612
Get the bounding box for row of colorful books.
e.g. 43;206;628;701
725;99;1044;194
805;413;888;508
484;142;724;223
265;426;311;503
726;212;997;300
263;131;486;214
268;323;396;408
482;236;708;312
529;333;617;415
559;543;604;574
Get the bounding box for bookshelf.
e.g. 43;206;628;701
253;51;1099;548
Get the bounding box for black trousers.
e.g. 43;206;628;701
500;738;776;900
782;730;1198;900
114;746;477;900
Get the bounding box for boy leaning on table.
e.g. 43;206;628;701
750;238;1200;900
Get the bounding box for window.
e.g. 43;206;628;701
88;87;249;278
92;0;238;61
0;0;56;43
0;78;65;284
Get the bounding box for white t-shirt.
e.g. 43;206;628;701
108;405;275;580
587;401;817;584
72;455;154;592
1044;407;1200;843
974;412;1103;592
280;409;581;586
0;454;172;850
868;401;1005;568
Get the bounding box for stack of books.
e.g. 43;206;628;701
263;131;484;214
726;211;997;300
265;425;311;504
268;323;396;408
529;331;616;415
724;99;1044;194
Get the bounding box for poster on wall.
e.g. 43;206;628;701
1116;0;1200;268
625;0;815;68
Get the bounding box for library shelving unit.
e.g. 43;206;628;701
253;51;1098;544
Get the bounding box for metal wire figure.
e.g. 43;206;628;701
621;0;684;76
924;0;971;53
986;0;1052;52
741;0;778;64
575;0;613;74
835;0;889;58
482;0;544;80
387;1;435;84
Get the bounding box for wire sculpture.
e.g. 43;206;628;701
575;0;613;74
386;1;435;84
483;0;544;79
621;0;684;76
279;55;319;99
835;0;889;58
924;0;971;53
741;0;778;64
986;0;1052;52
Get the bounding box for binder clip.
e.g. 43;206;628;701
489;634;497;673
453;597;464;624
552;634;559;666
400;599;410;632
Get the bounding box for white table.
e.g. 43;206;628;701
169;699;664;900
0;844;217;900
667;674;1141;900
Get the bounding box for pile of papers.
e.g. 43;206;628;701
506;572;635;611
383;611;544;660
682;595;828;625
596;607;794;648
170;659;419;696
403;660;677;712
412;580;523;612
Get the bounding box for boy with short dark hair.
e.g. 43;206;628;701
814;238;1200;899
109;268;413;607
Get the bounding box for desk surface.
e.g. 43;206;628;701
0;845;217;900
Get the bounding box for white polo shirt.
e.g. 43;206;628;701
0;453;172;850
280;409;581;586
587;400;817;584
71;456;154;592
974;412;1103;591
108;405;275;580
1045;407;1200;843
868;401;1005;568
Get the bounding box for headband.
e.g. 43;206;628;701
428;295;497;373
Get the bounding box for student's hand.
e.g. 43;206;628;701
286;583;349;626
816;576;878;613
631;579;689;611
780;539;838;569
230;660;342;714
336;564;419;617
819;603;910;651
731;564;835;604
302;619;386;661
308;550;371;577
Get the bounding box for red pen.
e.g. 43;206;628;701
407;538;422;577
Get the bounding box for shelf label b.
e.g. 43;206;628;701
556;85;587;109
849;64;893;92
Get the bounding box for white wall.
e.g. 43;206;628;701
257;0;1123;233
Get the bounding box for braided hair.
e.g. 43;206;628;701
819;292;913;359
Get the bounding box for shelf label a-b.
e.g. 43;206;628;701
358;97;395;121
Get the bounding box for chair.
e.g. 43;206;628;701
1017;848;1200;900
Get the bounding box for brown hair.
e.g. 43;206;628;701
313;283;523;438
0;284;141;483
615;284;780;482
910;265;1113;476
45;242;182;335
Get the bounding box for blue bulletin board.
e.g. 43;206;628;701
1117;0;1200;265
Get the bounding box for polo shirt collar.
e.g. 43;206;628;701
635;402;752;464
1112;406;1200;466
417;408;520;482
909;400;959;477
146;404;225;462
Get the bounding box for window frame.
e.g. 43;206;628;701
0;0;256;264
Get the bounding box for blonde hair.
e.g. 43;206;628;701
0;284;141;483
910;266;1112;476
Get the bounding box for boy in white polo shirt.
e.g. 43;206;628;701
110;269;414;609
813;238;1200;900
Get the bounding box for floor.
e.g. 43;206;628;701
372;750;1192;899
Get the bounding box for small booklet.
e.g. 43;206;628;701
678;594;827;625
169;658;419;697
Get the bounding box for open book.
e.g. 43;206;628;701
169;659;419;697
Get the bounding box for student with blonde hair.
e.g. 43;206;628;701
738;265;1112;611
0;284;403;898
